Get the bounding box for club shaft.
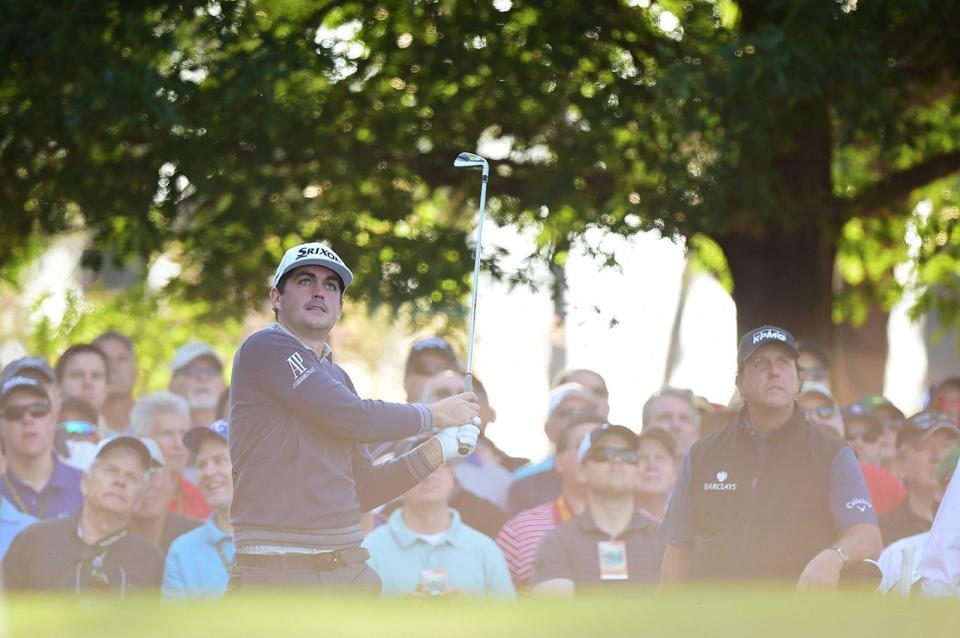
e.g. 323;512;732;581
464;173;488;379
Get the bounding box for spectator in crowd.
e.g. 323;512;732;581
641;387;701;460
880;411;960;546
130;392;211;520
169;341;226;428
877;448;960;594
852;395;906;471
633;428;679;522
93;331;138;435
128;438;201;553
55;344;110;418
403;336;462;403
531;424;663;594
216;386;230;421
56;395;101;472
496;413;603;590
0;376;83;519
163;419;234;598
917;447;960;597
0;495;36;560
1;357;61;416
363;461;515;598
928;377;960;426
660;325;882;588
508;383;600;515
836;404;907;516
420;370;512;510
552;368;611;420
2;436;164;594
797;381;844;437
797;340;831;388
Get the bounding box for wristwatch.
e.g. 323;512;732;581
831;545;850;565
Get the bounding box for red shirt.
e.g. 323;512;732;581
495;497;575;589
167;475;213;521
861;463;906;516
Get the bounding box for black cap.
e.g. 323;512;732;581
577;423;639;463
897;411;960;449
737;325;799;368
183;419;230;454
405;337;460;373
841;406;883;433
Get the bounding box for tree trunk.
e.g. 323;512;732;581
832;304;889;404
548;258;567;383
714;226;837;350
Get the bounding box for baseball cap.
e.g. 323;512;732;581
92;435;154;469
638;427;678;458
183;419;230;454
0;375;49;407
548;383;598;416
737;325;799;368
1;357;56;385
171;341;223;377
405;336;460;372
799;381;836;402
897;411;960;449
577;423;639;464
273;242;354;291
840;407;883;433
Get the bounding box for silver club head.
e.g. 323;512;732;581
453;152;489;175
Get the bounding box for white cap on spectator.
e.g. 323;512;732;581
171;341;222;376
548;383;596;416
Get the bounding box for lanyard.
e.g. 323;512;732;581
554;496;574;524
4;473;53;518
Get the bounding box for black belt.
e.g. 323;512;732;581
235;547;369;572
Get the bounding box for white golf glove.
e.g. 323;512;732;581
435;424;480;461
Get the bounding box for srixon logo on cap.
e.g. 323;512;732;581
752;328;787;345
296;245;342;264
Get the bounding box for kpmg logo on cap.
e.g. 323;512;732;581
296;245;342;264
752;328;788;345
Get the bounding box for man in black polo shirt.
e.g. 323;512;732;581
3;436;164;595
660;325;883;588
530;424;664;594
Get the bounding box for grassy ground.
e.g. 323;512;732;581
4;587;959;638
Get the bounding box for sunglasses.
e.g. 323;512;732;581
1;402;51;421
803;405;836;420
60;420;98;437
585;447;640;465
801;367;829;381
846;430;879;444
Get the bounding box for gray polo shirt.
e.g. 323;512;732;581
530;506;663;590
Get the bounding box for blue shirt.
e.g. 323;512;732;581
512;456;554;480
663;445;875;549
0;497;36;560
363;508;516;599
162;514;235;598
0;455;83;520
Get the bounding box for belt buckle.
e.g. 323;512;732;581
314;551;341;571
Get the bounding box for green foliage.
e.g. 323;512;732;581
27;285;242;394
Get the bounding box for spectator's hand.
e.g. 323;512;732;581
435;424;480;461
796;550;844;591
427;392;480;428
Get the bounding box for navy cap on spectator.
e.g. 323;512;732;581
1;357;56;385
897;411;960;449
405;336;460;373
737;325;799;368
577;423;639;464
0;375;49;406
183;419;230;454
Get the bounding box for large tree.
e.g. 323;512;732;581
3;0;959;364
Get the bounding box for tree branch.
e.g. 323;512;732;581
844;150;960;219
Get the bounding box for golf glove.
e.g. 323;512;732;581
435;424;480;461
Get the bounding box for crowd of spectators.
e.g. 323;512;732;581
0;331;957;598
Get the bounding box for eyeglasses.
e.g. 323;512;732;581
1;402;51;421
803;405;836;420
846;430;879;444
585;447;640;465
180;363;221;379
60;420;98;437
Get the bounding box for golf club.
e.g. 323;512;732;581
453;151;490;455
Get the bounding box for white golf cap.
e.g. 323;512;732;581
273;242;354;291
799;380;836;402
171;341;222;376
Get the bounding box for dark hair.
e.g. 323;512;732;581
55;344;109;382
92;331;134;354
796;341;830;369
59;395;100;425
